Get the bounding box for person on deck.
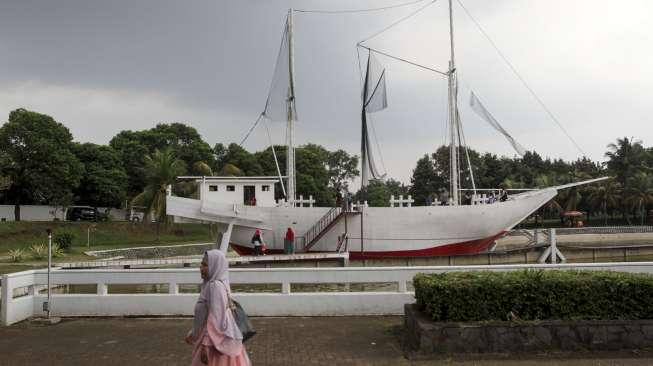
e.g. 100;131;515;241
251;229;264;256
284;227;295;254
185;249;251;366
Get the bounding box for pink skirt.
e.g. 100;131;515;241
191;315;251;366
191;345;250;366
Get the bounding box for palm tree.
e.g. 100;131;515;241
624;172;653;225
557;170;591;212
606;137;647;221
132;147;186;224
175;161;214;199
588;181;621;225
534;173;562;220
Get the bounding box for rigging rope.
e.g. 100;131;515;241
357;44;448;76
294;0;429;14
358;0;438;44
239;113;264;146
456;0;587;157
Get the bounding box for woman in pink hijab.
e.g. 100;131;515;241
186;249;251;365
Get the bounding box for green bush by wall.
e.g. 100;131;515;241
414;270;653;322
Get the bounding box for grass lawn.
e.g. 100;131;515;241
0;221;217;271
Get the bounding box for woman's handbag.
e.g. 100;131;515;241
228;297;256;342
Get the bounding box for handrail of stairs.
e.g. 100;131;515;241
303;207;342;251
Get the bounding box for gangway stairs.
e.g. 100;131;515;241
302;207;360;252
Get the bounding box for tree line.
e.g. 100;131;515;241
1;108;652;224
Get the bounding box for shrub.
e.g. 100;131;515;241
8;248;25;262
29;244;47;259
54;232;75;251
51;244;65;258
414;270;653;322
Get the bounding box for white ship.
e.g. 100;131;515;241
167;2;605;259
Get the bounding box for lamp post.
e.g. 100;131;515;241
45;228;52;318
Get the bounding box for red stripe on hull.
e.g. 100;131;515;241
348;231;507;259
230;231;507;259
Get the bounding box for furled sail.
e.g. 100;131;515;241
469;91;526;156
263;17;297;122
361;53;387;187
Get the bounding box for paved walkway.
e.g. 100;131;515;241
1;317;652;365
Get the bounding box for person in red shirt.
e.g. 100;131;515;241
284;227;295;254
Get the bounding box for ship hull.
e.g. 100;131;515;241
167;188;557;258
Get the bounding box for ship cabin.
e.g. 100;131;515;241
186;176;281;207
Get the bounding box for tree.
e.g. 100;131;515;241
0;109;83;220
588;181;621;225
147;123;215;169
409;155;439;206
624;172;653;225
72;143;128;208
296;144;332;205
605;137;647;222
327;149;359;199
355;178;408;207
217;143;263;176
606;137;646;192
132;148;186;223
110;123;215;197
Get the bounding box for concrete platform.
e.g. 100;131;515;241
1;317;652;365
56;252;349;269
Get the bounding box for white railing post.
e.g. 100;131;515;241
1;274;10;326
407;195;413;207
282;281;291;295
390;195;395;207
398;280;408;293
169;283;179;295
97;283;108;296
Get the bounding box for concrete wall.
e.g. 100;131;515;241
0;205;127;222
404;304;653;354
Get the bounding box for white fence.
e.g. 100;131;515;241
3;262;653;326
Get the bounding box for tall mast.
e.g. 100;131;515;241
286;9;297;204
447;0;459;205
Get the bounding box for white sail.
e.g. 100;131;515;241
361;53;387;187
469;91;526;156
263;18;297;122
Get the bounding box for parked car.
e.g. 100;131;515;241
65;206;99;221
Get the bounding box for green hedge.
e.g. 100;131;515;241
414;270;653;322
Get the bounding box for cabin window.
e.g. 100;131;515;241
226;185;235;192
209;185;218;192
261;185;270;192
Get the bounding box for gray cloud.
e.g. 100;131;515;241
1;0;652;184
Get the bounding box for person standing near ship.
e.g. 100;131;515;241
251;229;264;256
284;227;295;254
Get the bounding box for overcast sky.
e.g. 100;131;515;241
1;0;651;184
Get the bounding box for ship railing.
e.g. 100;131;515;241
510;226;653;237
5;262;653;326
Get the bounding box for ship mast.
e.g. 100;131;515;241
447;0;460;206
286;9;297;205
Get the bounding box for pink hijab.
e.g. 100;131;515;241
192;249;243;341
